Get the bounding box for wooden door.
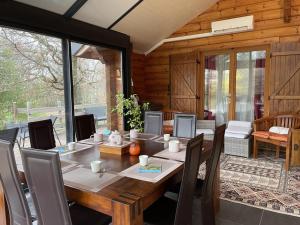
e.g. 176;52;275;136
269;42;300;114
169;52;201;116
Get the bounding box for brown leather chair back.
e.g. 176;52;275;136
75;114;96;141
0;140;32;225
28;119;56;150
174;134;203;225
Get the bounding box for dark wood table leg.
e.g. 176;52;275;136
0;183;8;225
112;194;143;225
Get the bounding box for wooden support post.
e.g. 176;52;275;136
283;0;291;23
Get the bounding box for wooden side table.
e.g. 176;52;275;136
291;129;300;166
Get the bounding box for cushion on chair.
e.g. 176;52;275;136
269;133;288;142
225;132;248;139
252;131;270;139
196;129;214;135
226;126;252;135
163;120;174;126
227;121;252;128
269;126;290;135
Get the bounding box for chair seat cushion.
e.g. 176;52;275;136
269;133;288;142
225;131;248;139
70;204;111;225
226;126;252;135
269;126;290;135
196;129;214;135
163;120;174;126
252;131;270;139
144;197;176;225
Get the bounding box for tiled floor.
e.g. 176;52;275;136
216;200;300;225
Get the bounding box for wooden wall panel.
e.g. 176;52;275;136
140;0;300;111
131;53;146;98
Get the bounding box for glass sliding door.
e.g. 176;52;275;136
71;42;123;135
0;26;66;146
204;54;230;125
235;51;266;121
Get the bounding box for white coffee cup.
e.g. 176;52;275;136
139;155;149;166
91;133;103;143
90;160;103;173
169;140;180;153
68;142;76;150
164;134;170;141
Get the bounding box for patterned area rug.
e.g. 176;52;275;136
213;154;300;217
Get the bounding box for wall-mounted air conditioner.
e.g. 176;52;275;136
211;15;254;34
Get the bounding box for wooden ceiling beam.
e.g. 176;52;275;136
283;0;291;23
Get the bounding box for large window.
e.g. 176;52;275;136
204;49;266;124
0;27;66;146
0;26;125;147
71;42;123;134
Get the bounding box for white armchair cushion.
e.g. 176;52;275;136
269;126;289;135
163;120;174;126
226;126;252;135
228;120;252;128
196;129;214;135
225;131;248;139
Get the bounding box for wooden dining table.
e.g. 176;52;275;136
0;137;218;225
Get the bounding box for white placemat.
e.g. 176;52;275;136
63;167;122;192
51;143;91;156
124;133;159;140
101;140;132;148
153;148;187;162
119;157;183;183
78;138;103;145
153;136;190;145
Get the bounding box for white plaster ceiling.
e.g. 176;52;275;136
14;0;218;53
73;0;140;29
15;0;76;15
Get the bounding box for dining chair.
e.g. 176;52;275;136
0;140;36;225
75;114;96;141
167;124;226;225
20;148;112;225
173;113;197;138
49;115;62;145
144;111;163;135
199;123;226;225
0;127;19;147
28;119;56;150
143;134;204;225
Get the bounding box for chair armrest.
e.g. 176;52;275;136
253;117;273;132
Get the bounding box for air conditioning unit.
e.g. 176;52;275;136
211;15;253;34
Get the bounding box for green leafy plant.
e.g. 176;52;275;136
112;94;149;132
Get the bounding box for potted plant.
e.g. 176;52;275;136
112;94;149;138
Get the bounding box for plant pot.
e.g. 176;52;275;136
130;129;138;138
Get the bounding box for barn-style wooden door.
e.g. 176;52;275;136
169;52;201;116
269;42;300;114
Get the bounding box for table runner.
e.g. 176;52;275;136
153;136;190;145
118;157;183;183
52;143;91;156
153;148;187;162
63;166;122;192
123;133;159;141
78;138;103;145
